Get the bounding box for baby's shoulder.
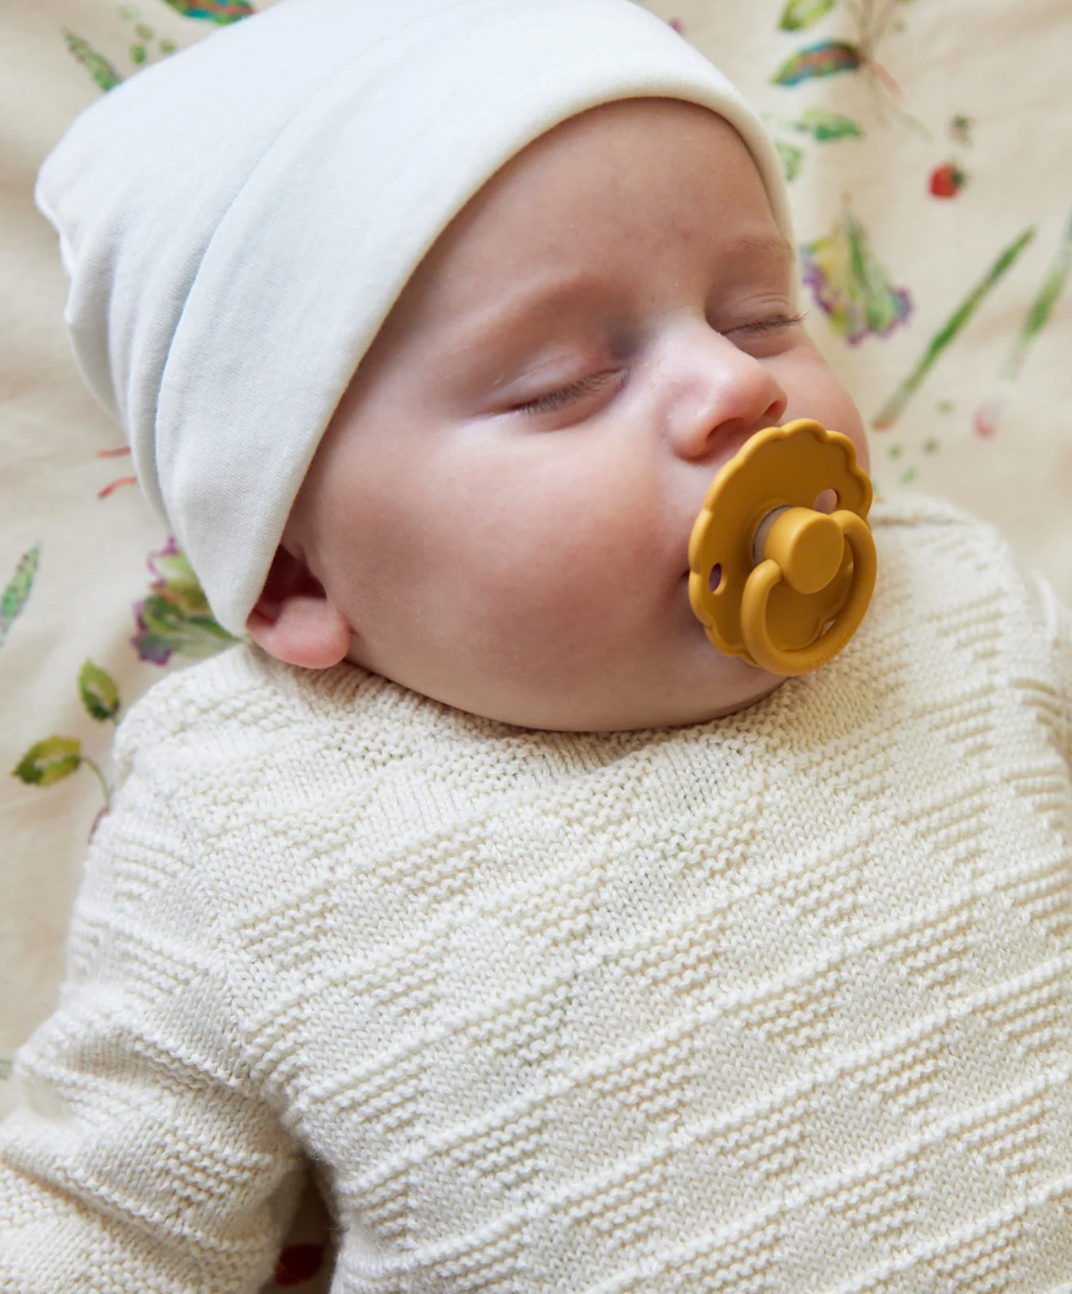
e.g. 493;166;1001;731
870;489;1007;559
109;645;410;801
98;648;447;913
114;643;351;751
870;488;1038;611
865;490;1069;711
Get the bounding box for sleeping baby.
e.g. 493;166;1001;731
3;0;1072;1290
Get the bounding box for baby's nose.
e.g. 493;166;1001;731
663;329;788;462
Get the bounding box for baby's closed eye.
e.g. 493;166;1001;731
513;368;625;417
720;310;807;356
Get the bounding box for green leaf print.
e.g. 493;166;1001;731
78;661;121;723
0;544;39;652
795;106;863;141
975;209;1072;437
159;0;254;23
132;540;236;665
775;139;805;182
12;660;119;808
771;2;926;140
0;1058;11;1082
801;203;912;345
13;732;111;809
874;227;1036;430
779;0;837;32
63;30;122;91
772;40;862;86
1000;210;1072;381
13;737;83;788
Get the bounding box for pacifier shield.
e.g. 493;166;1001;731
687;419;876;675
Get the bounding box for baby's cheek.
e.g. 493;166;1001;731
462;536;604;640
814;377;869;469
465;503;661;660
844;407;870;474
778;344;866;455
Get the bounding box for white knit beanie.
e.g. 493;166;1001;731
37;0;794;636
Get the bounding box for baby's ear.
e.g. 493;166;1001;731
245;546;352;669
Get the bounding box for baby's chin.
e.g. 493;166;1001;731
628;659;787;731
478;661;787;734
523;678;786;733
344;628;788;733
680;673;786;724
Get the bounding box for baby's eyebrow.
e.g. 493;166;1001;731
443;230;796;355
448;273;606;353
724;231;796;265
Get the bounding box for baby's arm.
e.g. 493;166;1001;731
0;722;303;1293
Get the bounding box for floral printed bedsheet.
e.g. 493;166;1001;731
2;1;1070;1287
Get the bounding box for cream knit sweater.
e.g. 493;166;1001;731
2;494;1072;1294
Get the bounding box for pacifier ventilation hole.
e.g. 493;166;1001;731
814;488;838;513
708;564;723;594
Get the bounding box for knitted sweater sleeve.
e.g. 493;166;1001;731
0;690;304;1294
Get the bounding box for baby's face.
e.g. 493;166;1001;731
288;98;868;730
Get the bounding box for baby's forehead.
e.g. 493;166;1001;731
398;100;784;327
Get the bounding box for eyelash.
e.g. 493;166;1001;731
516;370;620;416
728;311;806;336
514;313;805;416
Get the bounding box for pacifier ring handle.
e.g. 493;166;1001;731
741;510;877;677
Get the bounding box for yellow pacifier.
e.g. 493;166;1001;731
687;418;877;677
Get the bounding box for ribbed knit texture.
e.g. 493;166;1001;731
2;492;1072;1293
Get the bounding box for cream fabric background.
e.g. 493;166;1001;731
1;1;1069;1288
